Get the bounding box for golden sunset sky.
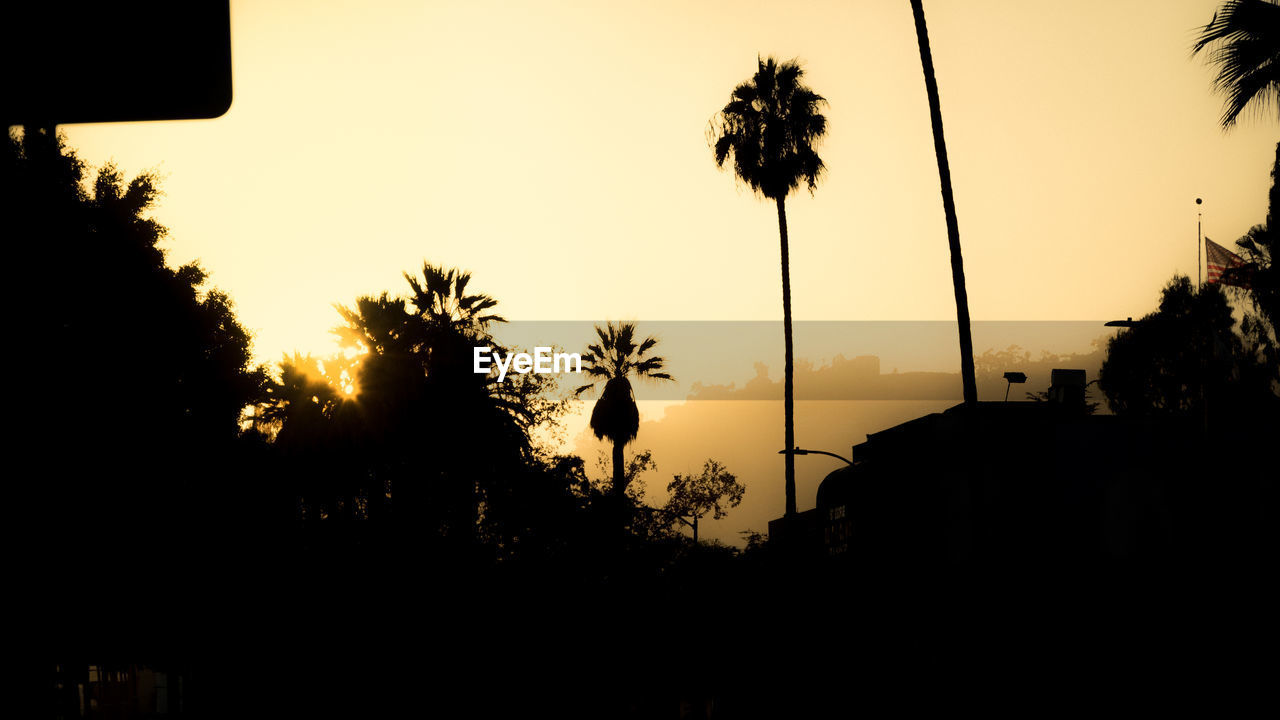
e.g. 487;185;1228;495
48;0;1279;544
62;0;1274;366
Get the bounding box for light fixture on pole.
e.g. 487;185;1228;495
1002;371;1027;401
1104;318;1142;328
778;447;853;466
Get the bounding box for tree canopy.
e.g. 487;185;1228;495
711;56;828;200
1227;143;1280;391
576;321;673;495
253;262;579;565
665;460;746;543
6;127;268;573
1098;275;1277;421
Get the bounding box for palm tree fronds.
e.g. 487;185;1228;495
589;376;640;443
577;322;675;492
1192;0;1280;128
633;357;668;376
710;55;829;201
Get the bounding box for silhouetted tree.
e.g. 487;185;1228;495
664;460;745;543
575;322;673;496
588;447;684;541
258;353;346;434
711;55;828;517
6;127;267;565
910;0;978;409
403;262;505;337
256;353;368;525
1192;0;1280;129
1228;143;1280;389
591;448;657;501
1098;276;1277;422
260;263;571;562
335;264;552;443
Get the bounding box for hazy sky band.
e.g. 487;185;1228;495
489;320;1110;400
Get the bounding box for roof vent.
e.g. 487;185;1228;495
1049;369;1087;406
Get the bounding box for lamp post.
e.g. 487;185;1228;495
777;447;854;466
1002;371;1027;401
1104;317;1142;328
1197;198;1203;286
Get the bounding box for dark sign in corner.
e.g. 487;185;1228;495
5;2;232;126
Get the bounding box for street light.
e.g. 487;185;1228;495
1002;371;1027;401
778;447;853;466
1104;317;1142;328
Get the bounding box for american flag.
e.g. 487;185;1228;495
1205;237;1252;288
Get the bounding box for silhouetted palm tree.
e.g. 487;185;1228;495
711;55;827;517
258;353;344;432
328;265;553;541
334;266;542;445
910;0;978;407
403;262;505;338
1192;0;1280;129
575;322;672;496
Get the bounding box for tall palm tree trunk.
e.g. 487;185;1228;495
777;197;798;516
911;0;978;406
612;438;626;496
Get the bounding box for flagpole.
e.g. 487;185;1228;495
1196;197;1203;286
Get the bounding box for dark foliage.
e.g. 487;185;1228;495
253;263;580;567
710;56;827;201
575;321;672;495
1099;276;1278;420
1192;0;1280;129
1229;143;1280;387
7;128;268;562
665;459;745;543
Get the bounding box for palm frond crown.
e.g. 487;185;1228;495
575;321;673;444
404;262;506;337
574;321;673;397
710;55;829;200
1192;0;1280;129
